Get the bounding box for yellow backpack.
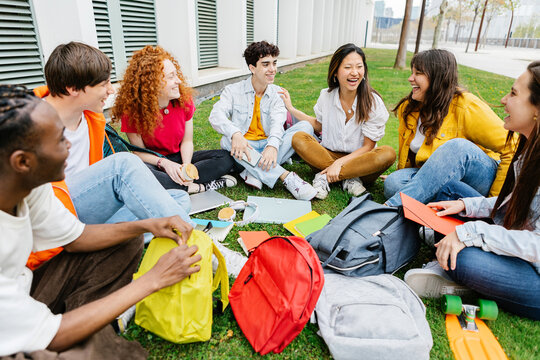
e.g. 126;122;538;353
133;230;229;343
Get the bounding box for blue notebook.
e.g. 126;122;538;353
243;196;312;224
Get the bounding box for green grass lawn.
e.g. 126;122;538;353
124;49;539;359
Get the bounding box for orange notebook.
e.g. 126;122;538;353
400;192;464;236
237;231;270;256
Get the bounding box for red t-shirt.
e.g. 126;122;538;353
121;99;195;156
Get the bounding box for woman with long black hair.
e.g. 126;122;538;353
280;43;396;199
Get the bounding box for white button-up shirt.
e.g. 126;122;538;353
314;88;389;153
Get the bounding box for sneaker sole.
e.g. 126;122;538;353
404;270;472;298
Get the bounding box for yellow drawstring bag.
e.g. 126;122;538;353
133;230;229;343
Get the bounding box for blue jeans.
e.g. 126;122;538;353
65;152;193;226
446;247;540;320
434;180;483;202
384;139;498;206
220;121;314;188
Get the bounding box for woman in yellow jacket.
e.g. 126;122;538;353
384;49;514;207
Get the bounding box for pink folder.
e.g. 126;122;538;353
400;192;464;236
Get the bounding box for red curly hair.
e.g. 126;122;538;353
112;45;192;136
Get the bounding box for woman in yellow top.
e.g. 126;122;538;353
384;49;514;207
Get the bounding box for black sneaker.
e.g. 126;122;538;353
204;175;237;191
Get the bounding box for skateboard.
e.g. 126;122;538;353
443;295;507;360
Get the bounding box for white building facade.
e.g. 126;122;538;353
0;0;375;94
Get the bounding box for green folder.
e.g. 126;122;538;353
295;214;332;237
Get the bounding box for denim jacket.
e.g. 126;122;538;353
208;77;286;150
456;158;540;273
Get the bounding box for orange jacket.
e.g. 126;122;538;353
27;86;106;270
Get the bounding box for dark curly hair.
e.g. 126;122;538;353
0;84;40;161
243;41;280;68
112;45;193;137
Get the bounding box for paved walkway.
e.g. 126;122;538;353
371;41;539;79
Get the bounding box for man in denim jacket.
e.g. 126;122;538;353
209;41;317;200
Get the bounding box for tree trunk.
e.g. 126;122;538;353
481;17;492;48
455;23;461;43
505;3;514;48
445;18;451;42
394;0;414;69
415;0;427;54
465;1;480;53
474;0;489;51
432;0;448;48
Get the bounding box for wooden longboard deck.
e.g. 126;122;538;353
445;315;508;360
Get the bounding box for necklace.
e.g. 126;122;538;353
339;95;354;116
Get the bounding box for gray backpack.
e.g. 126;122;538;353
312;274;433;360
306;193;419;276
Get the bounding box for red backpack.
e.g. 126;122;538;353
229;236;324;355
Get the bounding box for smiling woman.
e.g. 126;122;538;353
280;43;396;200
383;49;516;207
404;61;540;320
112;45;236;194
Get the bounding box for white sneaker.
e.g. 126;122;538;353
204;174;237;191
239;170;262;190
342;177;366;197
404;261;472;298
283;172;318;200
312;172;330;200
212;240;247;278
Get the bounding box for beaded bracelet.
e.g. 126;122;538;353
156;158;164;170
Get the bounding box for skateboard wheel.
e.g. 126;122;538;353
443;295;462;315
478;299;498;320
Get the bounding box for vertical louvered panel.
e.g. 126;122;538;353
0;0;44;89
119;0;157;59
196;0;218;69
92;0;116;80
246;0;254;46
276;0;280;45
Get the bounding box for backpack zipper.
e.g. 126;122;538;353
279;237;314;320
324;255;379;272
254;236;315;321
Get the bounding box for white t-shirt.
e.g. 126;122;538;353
313;88;389;153
409;119;426;154
64;114;90;178
0;184;85;355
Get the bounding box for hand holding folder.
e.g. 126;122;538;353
400;192;464;236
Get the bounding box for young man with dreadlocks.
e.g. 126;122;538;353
0;85;200;358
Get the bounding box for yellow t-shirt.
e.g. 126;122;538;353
244;96;267;140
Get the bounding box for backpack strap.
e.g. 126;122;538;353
104;124;165;158
212;242;230;311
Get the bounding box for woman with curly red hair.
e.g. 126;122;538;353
113;45;236;193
